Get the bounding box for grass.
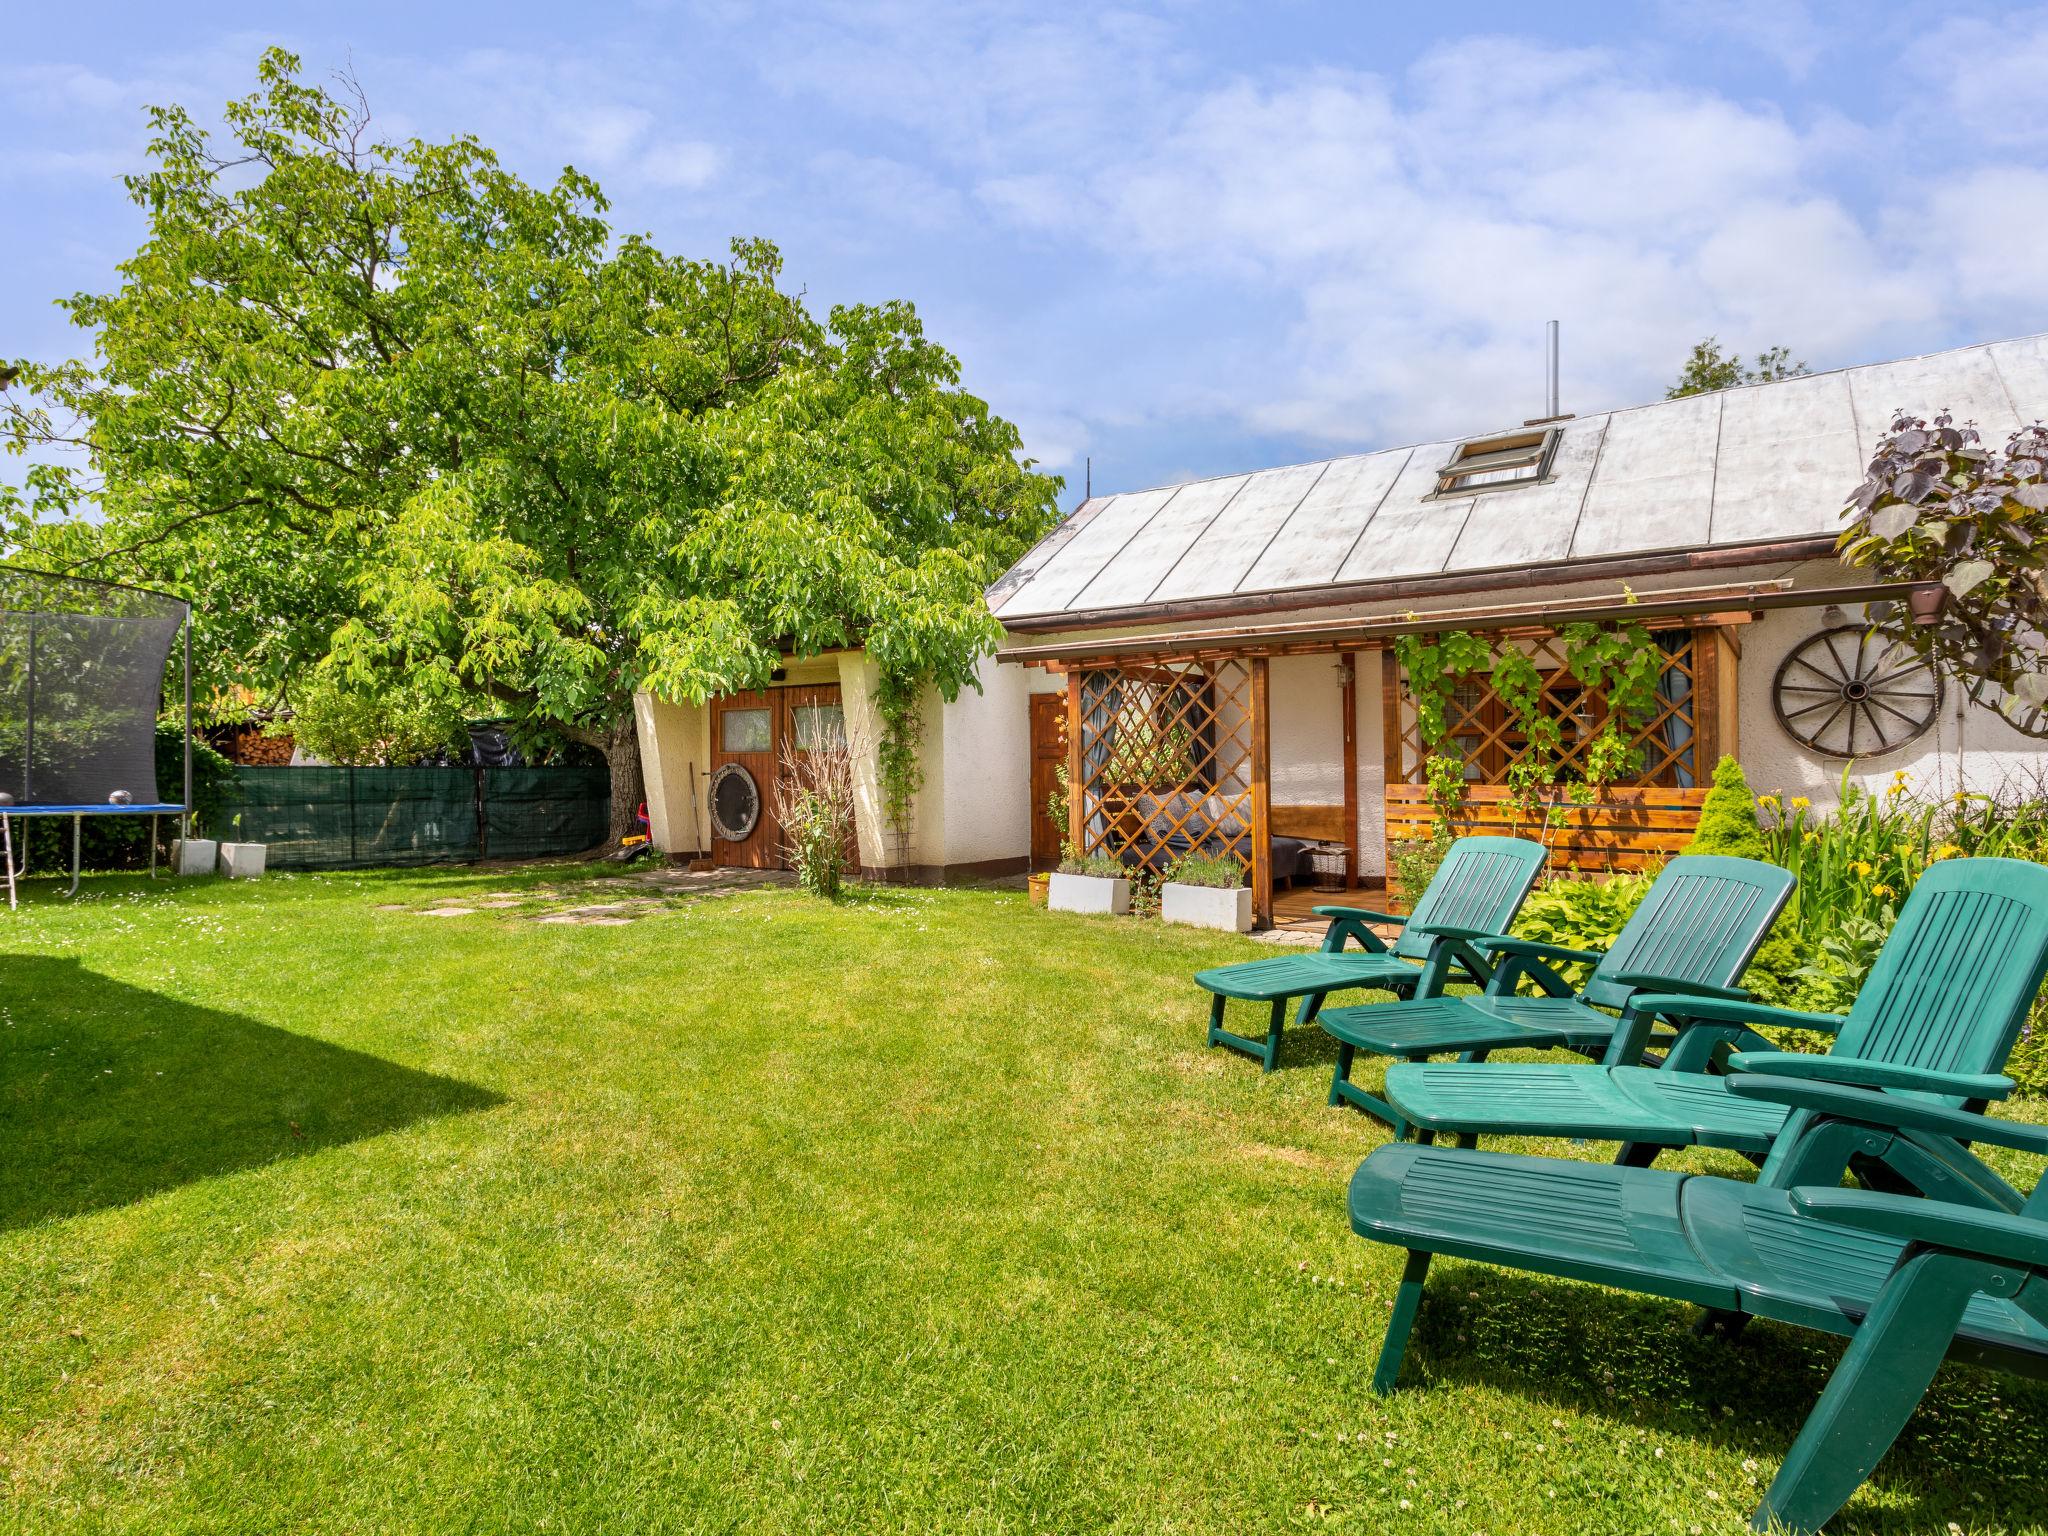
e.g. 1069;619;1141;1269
1;866;2044;1535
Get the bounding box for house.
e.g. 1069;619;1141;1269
634;331;2048;924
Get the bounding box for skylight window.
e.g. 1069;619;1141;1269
1435;427;1559;495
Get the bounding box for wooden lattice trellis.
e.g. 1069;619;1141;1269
1391;630;1701;788
1072;658;1256;882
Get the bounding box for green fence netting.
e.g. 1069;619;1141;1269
217;765;610;870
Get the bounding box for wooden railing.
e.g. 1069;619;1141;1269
1384;783;1708;897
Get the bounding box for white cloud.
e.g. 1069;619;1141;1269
640;139;723;190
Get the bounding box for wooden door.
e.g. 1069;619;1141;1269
710;690;778;868
1029;693;1069;870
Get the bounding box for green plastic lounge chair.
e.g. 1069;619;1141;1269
1193;836;1546;1072
1318;855;1794;1133
1382;857;2048;1187
1349;1068;2048;1534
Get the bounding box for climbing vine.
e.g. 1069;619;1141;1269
1393;620;1667;843
874;668;925;863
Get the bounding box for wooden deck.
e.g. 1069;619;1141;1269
1271;879;1388;935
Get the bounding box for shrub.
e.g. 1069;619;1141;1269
1685;755;1767;861
1389;834;1450;911
1056;853;1127;879
1508;870;1654;992
1163;853;1245;888
772;733;857;899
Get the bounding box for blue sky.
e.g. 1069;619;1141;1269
7;1;2048;508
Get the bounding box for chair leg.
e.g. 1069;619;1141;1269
1295;989;1329;1028
1206;992;1228;1051
1614;1143;1659;1169
1372;1249;1432;1394
1753;1251;1984;1536
1264;998;1286;1072
1328;1042;1356;1106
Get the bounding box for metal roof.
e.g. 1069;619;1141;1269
988;331;2048;628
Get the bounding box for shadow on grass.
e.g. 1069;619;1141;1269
0;956;501;1231
1394;1262;2048;1533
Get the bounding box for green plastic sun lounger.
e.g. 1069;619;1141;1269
1317;855;1794;1133
1349;1068;2048;1534
1193;836;1545;1072
1382;857;2048;1186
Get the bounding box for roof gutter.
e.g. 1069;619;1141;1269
991;535;1842;635
994;578;1938;667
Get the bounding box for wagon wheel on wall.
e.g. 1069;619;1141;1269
1772;625;1943;759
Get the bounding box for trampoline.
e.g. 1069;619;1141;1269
0;564;192;908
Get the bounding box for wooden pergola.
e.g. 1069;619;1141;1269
1007;579;1915;929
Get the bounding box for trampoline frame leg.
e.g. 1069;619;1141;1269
64;814;81;899
2;814;15;911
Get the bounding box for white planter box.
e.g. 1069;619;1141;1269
1162;882;1254;933
169;838;218;877
217;842;268;880
1048;872;1131;915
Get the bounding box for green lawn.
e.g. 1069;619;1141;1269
2;868;2044;1535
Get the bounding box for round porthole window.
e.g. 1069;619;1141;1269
1772;625;1943;759
709;763;762;842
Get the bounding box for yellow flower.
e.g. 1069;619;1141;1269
1790;796;1811;811
1931;842;1964;861
1758;793;1781;809
1871;883;1895;900
1803;830;1820;845
1851;860;1874;878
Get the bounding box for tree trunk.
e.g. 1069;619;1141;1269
602;715;646;846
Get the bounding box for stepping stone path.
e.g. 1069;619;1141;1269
401;865;795;926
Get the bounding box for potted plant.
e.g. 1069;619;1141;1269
1048;852;1132;915
1160;852;1252;933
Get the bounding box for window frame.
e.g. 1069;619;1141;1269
1432;426;1561;497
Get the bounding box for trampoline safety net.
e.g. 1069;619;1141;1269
0;567;186;808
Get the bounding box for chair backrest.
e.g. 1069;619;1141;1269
1393;836;1548;962
1580;855;1796;1013
1831;857;2048;1091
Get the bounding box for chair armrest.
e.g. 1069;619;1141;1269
1727;1076;2048;1155
1609;973;1749;1003
1406;921;1505;942
1313;905;1405;926
1625;995;1849;1033
1474;935;1603;966
1787;1188;2048;1271
1726;1051;2015;1102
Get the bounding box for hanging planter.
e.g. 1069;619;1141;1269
1906;584;1946;627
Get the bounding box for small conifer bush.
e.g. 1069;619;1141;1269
1686;754;1768;861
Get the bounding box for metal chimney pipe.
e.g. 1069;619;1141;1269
1545;319;1560;419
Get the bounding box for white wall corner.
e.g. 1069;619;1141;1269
634;690;708;855
633;692;672;850
836;652;893;870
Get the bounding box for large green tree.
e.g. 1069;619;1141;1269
2;52;1060;838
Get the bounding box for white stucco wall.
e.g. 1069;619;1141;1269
1267;654;1347;804
1737;605;2048;805
933;655;1035;867
633;692;709;854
